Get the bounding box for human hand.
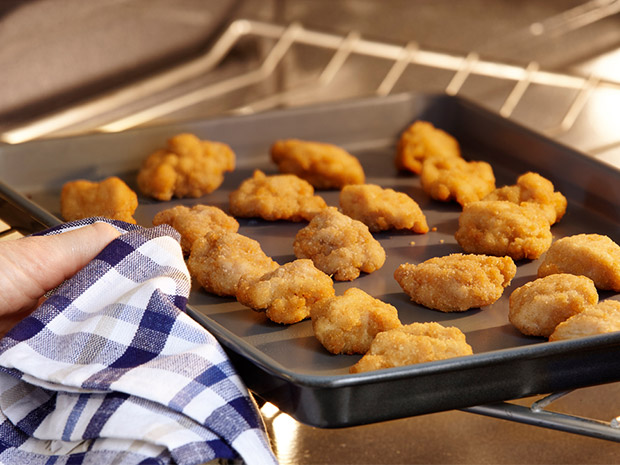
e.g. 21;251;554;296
0;222;120;335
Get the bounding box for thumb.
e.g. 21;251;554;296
0;222;121;316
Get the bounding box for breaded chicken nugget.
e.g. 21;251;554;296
394;253;516;312
61;176;138;223
187;230;278;297
293;207;386;281
310;287;402;354
395;121;461;174
483;172;567;224
137;133;235;201
236;259;334;325
349;322;473;373
537;234;620;291
509;274;599;337
270;139;365;189
152;204;239;255
229;169;327;221
550;300;620;341
454;200;552;260
420;156;495;206
339;184;429;233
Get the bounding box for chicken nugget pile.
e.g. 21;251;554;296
538;233;620;291
549;300;620;341
311;288;401;354
57;121;620;377
271;139;365;189
394;254;516;312
420;157;496;206
455;200;553;260
509;274;599;337
153;204;239;255
396;121;461;174
61;176;138;223
187;230;279;297
293;207;386;281
339;184;429;233
483;171;567;224
137;133;235;201
236;259;334;325
229;169;327;221
349;322;473;374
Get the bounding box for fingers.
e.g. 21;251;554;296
0;222;121;316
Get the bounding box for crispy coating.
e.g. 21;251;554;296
394;253;516;312
395;121;461;174
152;204;239;255
483;172;567;224
137;133;235;201
270;139;365;189
60;176;138;223
549;300;620;341
454;200;552;260
187;230;278;297
508;274;599;337
310;287;402;354
293;207;386;281
229;169;327;221
349;322;473;373
339;184;429;233
236;259;334;325
420;156;496;206
537;233;620;291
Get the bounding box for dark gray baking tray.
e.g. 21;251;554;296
1;92;620;428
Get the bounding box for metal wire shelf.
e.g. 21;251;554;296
2;17;620;157
1;15;619;442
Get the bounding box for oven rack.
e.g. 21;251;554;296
2;17;620;159
1;17;620;442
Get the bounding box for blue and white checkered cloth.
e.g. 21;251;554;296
0;218;278;465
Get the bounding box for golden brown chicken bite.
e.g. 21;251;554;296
229;170;327;221
420;156;496;206
483;172;567;224
395;121;461;174
349;322;473;373
187;230;279;297
293;207;386;281
508;274;599;338
339;184;429;233
310;287;401;354
152;204;239;255
537;233;620;291
394;253;516;312
137;133;235;201
60;176;138;223
270;139;365;189
454;200;552;260
236;259;334;325
549;300;620;341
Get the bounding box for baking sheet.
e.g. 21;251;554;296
1;92;620;428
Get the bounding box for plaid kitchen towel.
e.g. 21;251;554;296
0;218;278;465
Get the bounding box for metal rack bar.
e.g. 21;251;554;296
376;41;419;96
463;390;620;442
499;61;540;118
445;52;480;97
